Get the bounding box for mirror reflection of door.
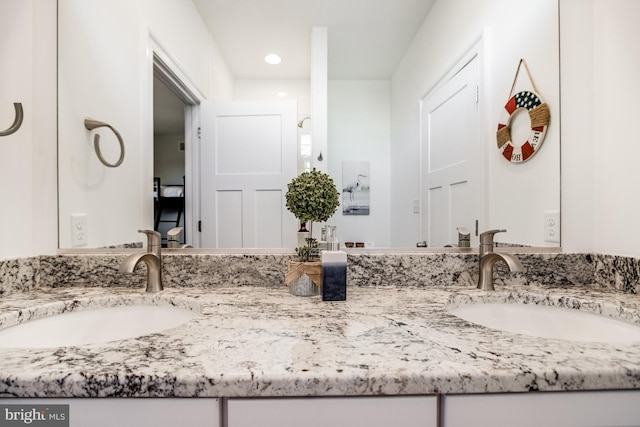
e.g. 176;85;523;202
421;50;482;248
199;100;298;249
153;76;187;246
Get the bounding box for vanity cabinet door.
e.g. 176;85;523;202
443;391;640;427
227;396;437;427
5;398;221;427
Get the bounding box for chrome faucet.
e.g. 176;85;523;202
477;229;524;291
119;230;163;292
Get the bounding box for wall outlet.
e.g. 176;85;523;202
544;210;560;243
71;213;88;247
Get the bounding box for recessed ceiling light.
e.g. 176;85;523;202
264;54;282;65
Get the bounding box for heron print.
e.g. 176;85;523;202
342;161;370;215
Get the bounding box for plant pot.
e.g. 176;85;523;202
285;261;322;296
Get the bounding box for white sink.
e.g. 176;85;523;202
0;305;200;348
448;303;640;343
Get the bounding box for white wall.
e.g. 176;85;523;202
390;0;560;247
58;0;233;248
234;80;310;116
592;0;640;257
560;0;640;257
328;81;391;247
0;0;57;260
154;134;185;185
559;0;595;254
311;27;329;174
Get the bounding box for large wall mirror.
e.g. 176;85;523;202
58;0;561;251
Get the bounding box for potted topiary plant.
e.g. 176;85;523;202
284;169;340;296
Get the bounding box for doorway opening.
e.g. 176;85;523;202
152;53;200;247
153;76;187;245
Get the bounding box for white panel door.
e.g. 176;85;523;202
200;100;298;248
421;54;481;247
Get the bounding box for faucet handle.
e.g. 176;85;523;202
479;229;506;244
166;227;183;249
479;229;506;256
457;227;471;248
138;229;161;255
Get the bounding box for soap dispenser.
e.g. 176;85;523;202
321;226;347;301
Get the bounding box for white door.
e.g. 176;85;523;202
420;53;482;247
200;100;298;248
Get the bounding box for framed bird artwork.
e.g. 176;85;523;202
342;161;370;215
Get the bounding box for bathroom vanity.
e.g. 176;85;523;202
1;251;640;426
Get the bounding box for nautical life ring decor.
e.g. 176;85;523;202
496;91;550;162
496;59;551;163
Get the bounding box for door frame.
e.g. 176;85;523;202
146;35;204;247
418;34;488;247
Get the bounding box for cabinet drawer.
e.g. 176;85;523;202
444;391;640;427
4;398;220;427
228;396;436;427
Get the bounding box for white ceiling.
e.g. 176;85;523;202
192;0;437;80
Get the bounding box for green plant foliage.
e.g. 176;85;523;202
285;169;340;223
295;238;319;262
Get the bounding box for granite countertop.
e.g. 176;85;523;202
0;282;639;397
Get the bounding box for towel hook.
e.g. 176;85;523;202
0;103;24;137
84;118;125;168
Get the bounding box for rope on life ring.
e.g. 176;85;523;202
496;59;551;163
